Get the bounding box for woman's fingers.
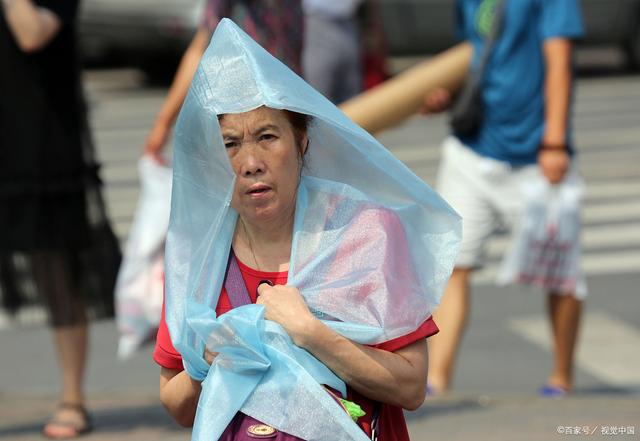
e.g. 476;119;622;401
256;280;274;297
255;285;316;344
204;349;219;365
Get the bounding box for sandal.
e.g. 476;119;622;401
42;402;93;439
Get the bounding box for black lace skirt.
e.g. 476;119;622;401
1;8;120;327
0;169;121;327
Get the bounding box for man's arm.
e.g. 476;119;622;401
538;37;573;183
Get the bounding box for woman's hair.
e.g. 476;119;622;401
282;110;311;158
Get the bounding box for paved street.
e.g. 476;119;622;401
1;60;639;440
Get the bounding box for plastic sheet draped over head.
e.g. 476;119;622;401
165;18;460;441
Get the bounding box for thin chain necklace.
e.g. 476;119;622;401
240;218;261;271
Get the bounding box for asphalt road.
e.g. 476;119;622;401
1;60;639;440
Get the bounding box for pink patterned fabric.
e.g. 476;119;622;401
201;0;303;73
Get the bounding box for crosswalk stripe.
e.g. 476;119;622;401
88;75;639;284
508;313;640;390
484;223;640;255
583;181;640;199
474;249;640;285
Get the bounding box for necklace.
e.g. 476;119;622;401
240;218;261;271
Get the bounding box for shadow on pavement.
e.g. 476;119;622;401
406;398;487;421
406;384;640;424
0;403;184;438
578;385;640;396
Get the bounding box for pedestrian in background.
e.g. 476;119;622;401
421;0;585;397
359;0;389;91
0;0;120;438
302;0;365;103
144;0;304;163
302;0;389;104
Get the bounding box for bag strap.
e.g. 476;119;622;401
224;252;253;309
448;0;507;135
370;402;381;441
474;0;507;81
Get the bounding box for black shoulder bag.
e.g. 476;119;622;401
449;0;507;137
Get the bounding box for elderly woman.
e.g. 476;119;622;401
154;20;460;441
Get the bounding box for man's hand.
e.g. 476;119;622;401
256;284;317;346
420;87;452;115
538;148;570;184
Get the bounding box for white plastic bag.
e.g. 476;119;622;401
497;171;587;297
115;156;173;359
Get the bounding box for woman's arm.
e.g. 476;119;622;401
302;323;429;410
144;27;211;162
257;284;429;410
159;348;218;427
2;0;61;52
159;367;202;427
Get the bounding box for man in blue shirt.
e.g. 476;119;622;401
422;0;585;396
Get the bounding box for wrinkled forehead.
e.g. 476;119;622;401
217;106;289;131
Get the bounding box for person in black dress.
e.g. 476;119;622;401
0;0;120;438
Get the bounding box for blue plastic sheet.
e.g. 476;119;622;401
165;19;461;441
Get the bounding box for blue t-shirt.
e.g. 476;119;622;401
455;0;584;165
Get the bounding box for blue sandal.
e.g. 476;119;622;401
538;384;569;398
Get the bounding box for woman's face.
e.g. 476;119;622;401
221;107;307;226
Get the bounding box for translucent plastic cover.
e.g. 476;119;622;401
165;19;460;441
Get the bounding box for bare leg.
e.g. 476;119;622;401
42;324;91;438
546;293;582;391
427;268;472;393
32;252;91;438
54;324;88;405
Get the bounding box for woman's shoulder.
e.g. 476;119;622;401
352;204;402;229
303;176;404;232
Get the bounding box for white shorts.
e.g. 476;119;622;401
437;136;545;268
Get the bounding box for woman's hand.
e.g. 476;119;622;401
204;348;219;365
256;284;317;346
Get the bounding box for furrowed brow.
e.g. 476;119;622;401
253;124;280;136
221;131;241;140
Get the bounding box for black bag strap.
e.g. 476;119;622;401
473;0;507;82
448;0;507;136
370;402;381;441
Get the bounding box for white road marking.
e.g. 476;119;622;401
508;312;640;389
